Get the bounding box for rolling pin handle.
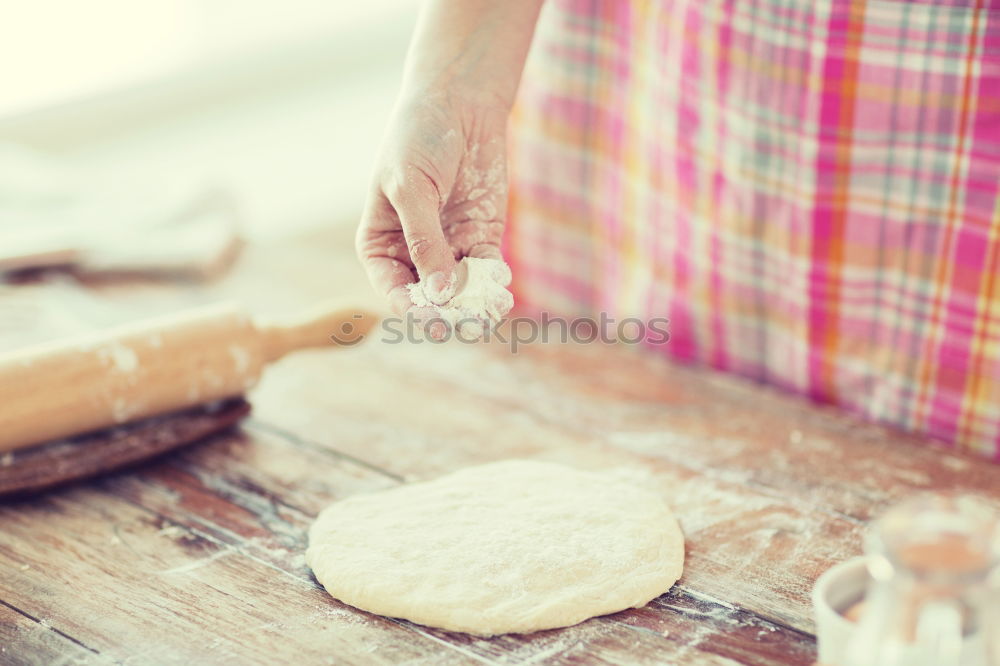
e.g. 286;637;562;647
256;305;378;362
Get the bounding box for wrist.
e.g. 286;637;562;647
400;0;542;114
400;69;518;113
395;84;512;125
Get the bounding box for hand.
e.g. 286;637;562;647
356;92;509;318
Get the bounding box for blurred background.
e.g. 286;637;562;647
0;0;419;247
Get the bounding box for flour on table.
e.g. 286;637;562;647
306;460;685;636
406;257;514;338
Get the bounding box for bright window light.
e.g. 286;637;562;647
0;0;409;118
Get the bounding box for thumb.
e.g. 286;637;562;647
385;167;457;304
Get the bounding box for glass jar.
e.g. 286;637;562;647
844;494;1000;666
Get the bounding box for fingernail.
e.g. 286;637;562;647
427;271;455;305
427;271;448;295
429;321;448;340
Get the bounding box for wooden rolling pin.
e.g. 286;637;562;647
0;302;378;453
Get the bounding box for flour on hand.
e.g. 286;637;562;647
406;256;514;339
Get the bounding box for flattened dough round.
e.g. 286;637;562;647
306;460;685;636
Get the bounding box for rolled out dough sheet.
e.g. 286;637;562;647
306;459;685;636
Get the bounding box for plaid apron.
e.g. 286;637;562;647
507;0;1000;458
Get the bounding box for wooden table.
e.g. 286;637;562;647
2;227;998;666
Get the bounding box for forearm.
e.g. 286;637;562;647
400;0;544;110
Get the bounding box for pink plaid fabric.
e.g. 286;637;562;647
507;0;1000;458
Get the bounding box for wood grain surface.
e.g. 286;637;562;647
2;227;998;666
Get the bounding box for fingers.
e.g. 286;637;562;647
378;259;421;317
384;166;458;304
357;195;418;317
358;164;512;328
467;243;502;261
359;251;416;318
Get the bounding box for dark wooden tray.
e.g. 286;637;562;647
0;398;251;498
